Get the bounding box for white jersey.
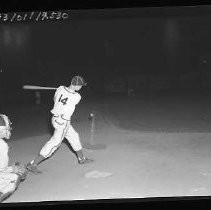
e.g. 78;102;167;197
0;139;19;196
0;139;9;171
51;86;81;120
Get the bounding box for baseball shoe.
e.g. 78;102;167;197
26;163;42;174
78;157;94;164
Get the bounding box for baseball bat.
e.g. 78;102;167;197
23;85;57;90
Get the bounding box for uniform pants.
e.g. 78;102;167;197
40;115;82;158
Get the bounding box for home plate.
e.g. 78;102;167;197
85;170;113;178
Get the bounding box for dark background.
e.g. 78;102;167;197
0;5;211;110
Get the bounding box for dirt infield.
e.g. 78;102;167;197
3;95;211;202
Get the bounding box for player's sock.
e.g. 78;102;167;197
76;150;93;164
31;155;45;166
75;150;84;161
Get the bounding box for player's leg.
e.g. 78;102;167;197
0;173;19;202
27;127;67;173
65;124;94;164
27;116;68;173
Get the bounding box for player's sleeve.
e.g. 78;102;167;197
53;86;63;102
75;93;81;104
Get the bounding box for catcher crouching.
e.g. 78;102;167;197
0;114;27;203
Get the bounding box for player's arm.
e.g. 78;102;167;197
53;86;63;102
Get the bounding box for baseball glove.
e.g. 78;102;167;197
13;162;28;181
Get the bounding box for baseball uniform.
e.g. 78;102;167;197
40;86;83;158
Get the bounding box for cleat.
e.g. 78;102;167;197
78;157;94;164
26;163;42;174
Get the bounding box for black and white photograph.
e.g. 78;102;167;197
0;3;211;207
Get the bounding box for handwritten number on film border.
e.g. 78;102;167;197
0;11;69;22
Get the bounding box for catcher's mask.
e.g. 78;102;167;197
0;114;12;139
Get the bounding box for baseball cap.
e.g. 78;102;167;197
71;76;87;86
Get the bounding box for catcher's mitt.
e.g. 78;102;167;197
13;162;28;181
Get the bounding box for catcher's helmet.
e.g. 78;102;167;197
71;76;87;86
0;114;12;139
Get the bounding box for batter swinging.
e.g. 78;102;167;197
26;76;93;174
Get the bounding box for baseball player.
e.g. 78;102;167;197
0;114;27;202
26;76;94;174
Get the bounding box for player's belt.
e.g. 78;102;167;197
53;114;70;121
61;115;71;121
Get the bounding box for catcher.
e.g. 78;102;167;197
0;114;27;203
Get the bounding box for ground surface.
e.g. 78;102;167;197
3;93;211;203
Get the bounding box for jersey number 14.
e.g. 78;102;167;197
59;94;68;105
